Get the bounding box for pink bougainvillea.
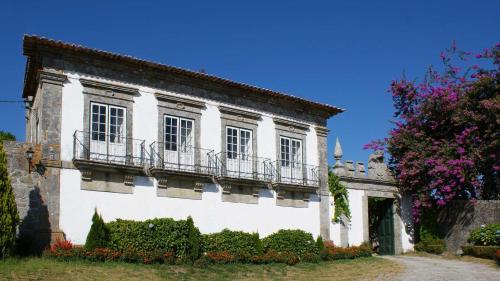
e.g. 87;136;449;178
366;42;499;220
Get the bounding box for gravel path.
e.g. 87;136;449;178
381;255;500;281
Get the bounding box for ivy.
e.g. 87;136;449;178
328;169;350;223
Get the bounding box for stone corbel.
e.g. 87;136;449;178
81;170;92;181
157;178;168;188
124;174;135;186
276;189;286;200
221;183;232;194
194;182;204;192
252;187;260;197
302;192;310;202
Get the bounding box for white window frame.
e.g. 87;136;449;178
164;115;194;151
226;126;252;159
280;136;302;167
90;102;126;143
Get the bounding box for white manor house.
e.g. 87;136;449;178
6;35;413;254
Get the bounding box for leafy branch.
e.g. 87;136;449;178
328;169;350;223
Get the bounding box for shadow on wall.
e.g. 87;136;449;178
396;195;416;245
16;186;51;256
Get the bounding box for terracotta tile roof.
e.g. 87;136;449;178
22;35;344;116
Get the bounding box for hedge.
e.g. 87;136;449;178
462;245;500;260
106;216;201;261
203;229;262;260
262;229;318;258
414;239;446;255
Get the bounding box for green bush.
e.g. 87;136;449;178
315;236;324;252
469;223;500;246
106;216;202;261
262;229;317;258
414;238;446;254
85;209;110;250
203;229;262;261
0;142;19;258
462;245;500;259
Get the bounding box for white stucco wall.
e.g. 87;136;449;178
347;189;365;246
60;74;84;162
60;169;321;244
58;73;324;245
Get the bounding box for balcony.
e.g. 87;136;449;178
215;152;274;188
73;130;146;173
149;141;216;181
272;160;320;191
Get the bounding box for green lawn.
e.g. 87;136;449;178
0;256;403;281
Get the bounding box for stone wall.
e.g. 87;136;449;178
4;141;62;254
437;200;500;253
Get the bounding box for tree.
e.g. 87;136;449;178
365;42;499;220
0;142;19;258
85;209;110;250
0;131;15;143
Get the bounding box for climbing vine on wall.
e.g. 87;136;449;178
328;169;350;223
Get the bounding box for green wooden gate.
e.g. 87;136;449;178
377;199;395;255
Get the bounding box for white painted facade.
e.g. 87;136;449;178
59;73;322;245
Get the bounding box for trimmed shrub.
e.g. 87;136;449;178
462;245;500;259
194;254;212;268
302;252;321;263
414;238;446;254
315;236;324;252
0;142;19;258
85;209;110;250
469;223;500;246
320;242;372;260
206;251;235;264
106;216;202;261
203;229;262;261
262;229;317;257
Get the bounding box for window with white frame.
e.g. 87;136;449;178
226;126;252;159
164;115;194;151
280;136;302;167
90;102;126;143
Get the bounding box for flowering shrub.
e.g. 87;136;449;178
469;223;500;246
206;251;234;264
365;42;500;219
50;238;73;251
320;241;372;260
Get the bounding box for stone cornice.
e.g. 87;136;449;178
315;126;329;137
219;106;262;120
155;93;206;109
38;70;67;86
338;175;397;186
80;79;139;95
273;117;310;132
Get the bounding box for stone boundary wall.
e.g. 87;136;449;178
4;141;62;254
437;200;500;253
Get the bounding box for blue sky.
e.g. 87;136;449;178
1;0;499;165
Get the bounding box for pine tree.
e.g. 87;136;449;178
85;209;110;250
0;142;19;258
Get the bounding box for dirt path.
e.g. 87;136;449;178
381;255;500;281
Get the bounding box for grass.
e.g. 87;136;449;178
0;256;404;281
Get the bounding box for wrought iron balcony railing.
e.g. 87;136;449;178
273;160;320;187
149;141;215;175
215;152;274;182
73;130;145;167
